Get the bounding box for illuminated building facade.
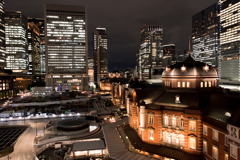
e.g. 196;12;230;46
219;0;240;81
5;11;28;74
0;0;5;69
88;58;94;84
137;25;163;79
93;28;108;84
28;22;41;75
28;18;45;74
44;4;88;91
192;3;219;67
124;56;240;160
163;44;175;66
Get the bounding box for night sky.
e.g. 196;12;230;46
6;0;217;71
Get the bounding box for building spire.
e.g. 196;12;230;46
188;36;192;55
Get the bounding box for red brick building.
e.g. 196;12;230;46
125;56;240;160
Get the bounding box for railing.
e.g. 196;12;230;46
34;124;101;147
36;145;46;155
0;112;92;122
9;98;90;107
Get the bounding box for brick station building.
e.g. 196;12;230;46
125;56;240;160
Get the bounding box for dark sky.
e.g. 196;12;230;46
5;0;217;71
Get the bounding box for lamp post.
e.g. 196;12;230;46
35;122;37;136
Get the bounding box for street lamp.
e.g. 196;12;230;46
35;122;38;136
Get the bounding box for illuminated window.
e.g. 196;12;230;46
189;121;196;132
209;81;211;87
203;125;207;135
200;82;203;88
189;137;196;150
172;117;176;128
205;81;208;87
149;130;154;140
181;65;186;72
182;82;185;87
230;144;237;159
225;153;228;160
187;82;190;88
175;95;180;103
212;146;218;160
164;116;169;126
203;140;207;153
212;129;218;141
178;82;181;87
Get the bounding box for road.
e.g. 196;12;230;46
0;119;54;160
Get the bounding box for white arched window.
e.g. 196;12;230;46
164;116;169;126
172;117;176;128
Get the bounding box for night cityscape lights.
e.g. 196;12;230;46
0;1;240;160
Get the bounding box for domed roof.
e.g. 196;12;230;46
162;55;218;78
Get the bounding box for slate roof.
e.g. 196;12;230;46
154;90;198;106
205;93;240;126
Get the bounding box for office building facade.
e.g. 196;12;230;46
137;25;163;79
28;22;41;75
88;57;94;84
219;0;240;81
44;4;88;91
163;44;175;66
28;18;45;75
192;3;219;67
5;11;28;74
0;0;5;69
93;28;108;84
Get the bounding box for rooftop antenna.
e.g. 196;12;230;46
188;36;192;55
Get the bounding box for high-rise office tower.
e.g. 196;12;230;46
163;44;175;66
5;11;28;74
88;57;94;84
177;50;189;62
28;18;45;75
137;25;163;79
93;28;108;84
192;3;219;67
28;22;41;75
219;0;240;81
44;4;88;91
0;0;5;70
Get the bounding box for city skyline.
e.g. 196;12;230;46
5;0;217;71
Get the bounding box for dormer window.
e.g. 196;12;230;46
165;67;170;72
175;95;180;103
181;65;186;72
203;64;209;72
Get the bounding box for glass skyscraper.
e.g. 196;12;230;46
28;22;41;75
219;0;240;81
0;0;5;69
137;25;163;79
192;3;219;67
93;28;108;84
44;4;88;91
28;18;45;75
5;11;28;74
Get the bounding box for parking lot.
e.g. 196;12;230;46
0;126;27;151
